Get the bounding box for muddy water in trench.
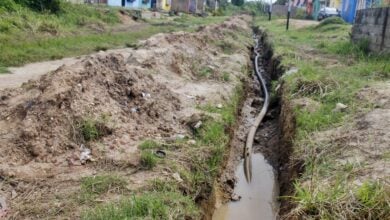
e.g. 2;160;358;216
212;154;279;220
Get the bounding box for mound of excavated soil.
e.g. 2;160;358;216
0;54;180;166
0;15;252;219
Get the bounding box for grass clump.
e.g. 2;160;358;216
79;175;128;204
290;180;390;219
216;39;236;54
140;151;158;170
81;175;127;195
82;191;199;220
79;116;111;142
139;140;160;150
315;17;347;29
0;66;9;74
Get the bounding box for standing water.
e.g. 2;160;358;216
212;154;279;220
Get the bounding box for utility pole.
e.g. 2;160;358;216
269;0;272;21
286;0;291;30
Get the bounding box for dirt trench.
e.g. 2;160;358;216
0;15;256;219
207;28;296;219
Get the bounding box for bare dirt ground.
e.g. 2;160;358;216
275;19;319;29
0;16;253;219
0;49;131;90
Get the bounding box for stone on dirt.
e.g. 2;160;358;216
333;102;348;112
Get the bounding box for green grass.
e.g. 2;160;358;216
79;116;110;142
139;140;160;150
140;151;158;170
0;66;9;74
0;4;228;67
255;16;390;219
82;191;199;220
81;175;127;195
79;175;128;204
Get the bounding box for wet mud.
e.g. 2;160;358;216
210;30;285;220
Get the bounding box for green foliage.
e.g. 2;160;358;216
14;0;62;13
291;180;390;219
79;117;109;142
316;16;347;28
255;15;390;220
0;12;226;67
139;140;160;150
0;66;9;74
222;72;230;82
82;191;199;220
81;175;127;195
231;0;244;7
275;0;288;4
141;151;158;170
0;0;18;11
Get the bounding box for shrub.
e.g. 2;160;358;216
141;151;157;170
79;116;111;142
81;175;127;195
0;0;18;11
316;17;346;29
14;0;62;14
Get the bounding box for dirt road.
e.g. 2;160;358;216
0;49;132;90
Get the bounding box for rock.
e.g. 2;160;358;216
175;134;186;140
172;172;183;183
11;190;17;199
131;107;138;113
283;67;298;77
194;121;202;129
187;139;196;145
231;193;241;201
0;196;8;218
216;104;223;109
333;103;348;112
142;92;151;99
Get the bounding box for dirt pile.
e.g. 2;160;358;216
0;15;253;219
0;54;180;168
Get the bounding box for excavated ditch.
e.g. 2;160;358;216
209;28;293;220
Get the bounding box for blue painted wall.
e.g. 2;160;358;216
108;0;151;9
341;0;383;24
341;0;357;23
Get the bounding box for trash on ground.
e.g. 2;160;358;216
155;150;166;158
194;121;202;129
333;102;348;112
172;172;183;183
80;144;92;165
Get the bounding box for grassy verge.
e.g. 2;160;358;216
0;2;227;67
0;66;9;74
255;17;390;219
82;84;244;219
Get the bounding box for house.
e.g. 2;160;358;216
107;0;151;9
206;0;218;10
171;0;204;13
329;0;341;8
157;0;171;11
341;0;383;23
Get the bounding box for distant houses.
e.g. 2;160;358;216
107;0;152;9
105;0;205;12
291;0;389;23
171;0;205;13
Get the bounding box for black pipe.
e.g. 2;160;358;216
286;11;291;30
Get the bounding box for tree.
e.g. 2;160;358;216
14;0;62;13
232;0;245;7
275;0;288;5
